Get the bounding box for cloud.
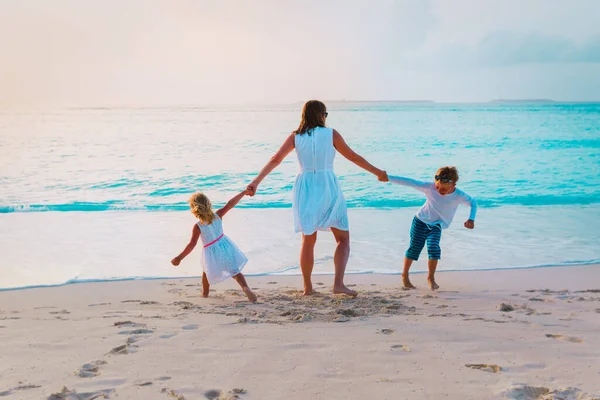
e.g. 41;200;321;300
475;32;600;66
0;1;599;106
419;31;600;70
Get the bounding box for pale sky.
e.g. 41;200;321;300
1;0;599;107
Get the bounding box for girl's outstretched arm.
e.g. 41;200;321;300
247;133;296;195
171;224;200;266
216;190;250;218
333;129;388;181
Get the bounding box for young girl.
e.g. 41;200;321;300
171;190;257;302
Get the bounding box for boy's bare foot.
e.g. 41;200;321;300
243;287;257;303
333;285;358;297
402;274;416;289
427;278;439;291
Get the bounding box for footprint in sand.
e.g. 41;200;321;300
113;321;145;328
502;385;550;399
545;334;583;343
76;360;107;377
119;328;154;335
49;310;70;315
391;344;411;352
140;301;160;305
159;332;178;339
88;303;111;307
465;364;501;373
377;328;395;335
182;324;199;330
48;386;115;400
127;336;143;344
204;389;222;399
205;389;247;399
164;389;186;399
109;344;132;355
498;303;514;312
501;385;596;400
337;309;360;317
334;316;351;323
0;383;41;397
204;388;248;399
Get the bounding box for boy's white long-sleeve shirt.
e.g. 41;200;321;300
389;175;477;229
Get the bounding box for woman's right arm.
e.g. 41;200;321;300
333;129;388;181
247;133;296;195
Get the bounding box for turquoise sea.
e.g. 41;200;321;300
1;102;599;289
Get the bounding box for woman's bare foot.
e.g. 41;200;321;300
201;290;209;298
243;287;257;303
333;285;358;297
402;274;416;289
427;278;439;291
303;282;315;296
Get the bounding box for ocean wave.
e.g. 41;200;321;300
2;258;599;292
1;194;599;213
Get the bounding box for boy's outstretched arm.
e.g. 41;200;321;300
216;190;250;218
172;224;201;265
460;192;477;229
388;175;431;193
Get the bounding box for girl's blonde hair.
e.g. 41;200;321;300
188;192;216;224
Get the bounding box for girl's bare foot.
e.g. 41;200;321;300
201;290;209;298
333;285;358;297
243;287;257;303
427;278;439;291
402;274;416;289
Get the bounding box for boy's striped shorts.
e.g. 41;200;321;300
405;216;442;261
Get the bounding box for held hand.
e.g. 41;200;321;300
246;181;259;196
171;257;181;266
377;170;389;182
464;219;475;229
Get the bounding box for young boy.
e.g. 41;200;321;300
388;166;476;291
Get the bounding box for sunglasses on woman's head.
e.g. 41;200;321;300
435;175;454;183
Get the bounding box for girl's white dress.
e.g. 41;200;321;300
197;215;247;284
292;127;349;235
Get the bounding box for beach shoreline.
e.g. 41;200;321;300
1;264;599;399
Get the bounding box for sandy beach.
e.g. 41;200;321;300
1;265;599;399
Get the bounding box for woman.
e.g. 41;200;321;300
247;100;388;296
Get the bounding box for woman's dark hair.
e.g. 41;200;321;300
293;100;327;135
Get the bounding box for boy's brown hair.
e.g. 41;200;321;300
436;166;459;183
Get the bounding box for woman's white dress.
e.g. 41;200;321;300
292;127;349;235
198;215;247;284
